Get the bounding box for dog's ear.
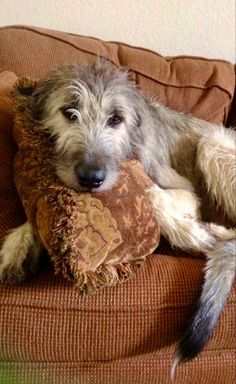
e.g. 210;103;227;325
30;78;54;120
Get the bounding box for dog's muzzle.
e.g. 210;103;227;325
75;165;106;189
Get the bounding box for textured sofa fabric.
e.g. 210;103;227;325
0;72;26;245
0;25;235;384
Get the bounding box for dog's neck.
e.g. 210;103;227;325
131;100;197;164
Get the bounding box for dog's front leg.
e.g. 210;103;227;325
146;160;195;192
0;222;42;284
147;185;216;252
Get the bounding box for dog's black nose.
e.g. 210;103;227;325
76;166;106;189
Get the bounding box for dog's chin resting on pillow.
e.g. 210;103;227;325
11;77;160;294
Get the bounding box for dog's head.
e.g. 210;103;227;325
31;59;146;191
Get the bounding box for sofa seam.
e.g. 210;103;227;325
0;25;233;65
0;302;204;313
1;348;235;364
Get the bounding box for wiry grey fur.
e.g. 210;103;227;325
0;59;235;372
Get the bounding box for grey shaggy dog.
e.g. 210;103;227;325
0;59;235;371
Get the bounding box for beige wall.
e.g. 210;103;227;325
1;0;235;62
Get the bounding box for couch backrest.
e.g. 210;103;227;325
0;25;235;125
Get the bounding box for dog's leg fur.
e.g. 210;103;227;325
147;185;215;252
197;127;236;221
0;222;42;283
147;161;195;192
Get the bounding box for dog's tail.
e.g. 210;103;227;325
147;186;235;376
173;237;235;370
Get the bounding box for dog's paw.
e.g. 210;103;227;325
0;247;26;284
0;262;26;284
0;252;40;284
0;246;41;285
0;237;28;284
0;222;42;285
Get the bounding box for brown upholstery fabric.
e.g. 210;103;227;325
0;25;235;384
0;72;26;245
0;256;235;384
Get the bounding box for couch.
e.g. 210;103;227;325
0;25;235;384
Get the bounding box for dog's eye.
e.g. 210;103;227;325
107;114;123;127
61;107;78;122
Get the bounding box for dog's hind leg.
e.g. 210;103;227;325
0;222;42;284
197;126;236;221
